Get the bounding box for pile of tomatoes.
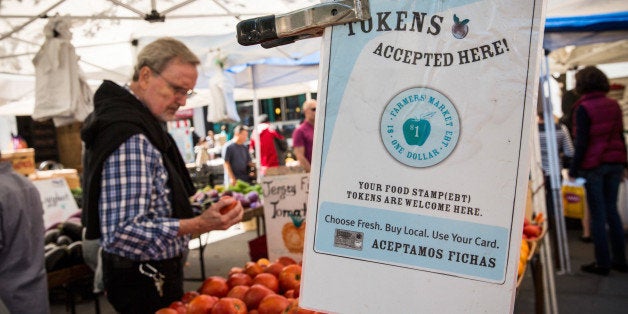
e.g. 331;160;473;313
517;213;546;282
156;256;324;314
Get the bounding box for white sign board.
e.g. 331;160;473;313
261;173;310;262
300;0;545;313
32;178;80;229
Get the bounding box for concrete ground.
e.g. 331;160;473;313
50;224;628;313
514;228;628;314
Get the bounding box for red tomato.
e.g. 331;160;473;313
168;301;186;314
227;272;253;288
257;294;291;314
252;273;280;293
263;262;284;278
278;264;302;293
227;285;250;301
199;276;229;298
181;291;199;304
220;196;239;214
243;284;275;310
211;297;247;314
244;261;264;278
523;225;541;239
187;295;219;314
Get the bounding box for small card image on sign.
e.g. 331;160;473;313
334;229;364;251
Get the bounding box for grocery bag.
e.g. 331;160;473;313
562;180;586;219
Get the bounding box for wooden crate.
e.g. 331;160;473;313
56;122;83;173
0;148;35;175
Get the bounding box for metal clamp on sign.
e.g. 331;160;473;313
236;0;371;48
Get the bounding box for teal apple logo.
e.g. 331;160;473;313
403;112;435;146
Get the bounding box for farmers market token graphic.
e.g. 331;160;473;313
381;87;459;167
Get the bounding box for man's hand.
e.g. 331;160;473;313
293;146;311;173
179;197;244;236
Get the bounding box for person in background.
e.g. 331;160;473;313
191;128;201;147
556;88;592;242
224;124;252;186
537;111;577;265
568;66;628;276
250;114;286;175
292;99;317;172
206;130;216;149
559;88;579;134
0;150;49;314
81;37;243;313
220;124;230;141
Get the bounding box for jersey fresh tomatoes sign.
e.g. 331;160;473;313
261;173;309;262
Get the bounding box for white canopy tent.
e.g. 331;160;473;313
0;0;324;159
0;0;321;109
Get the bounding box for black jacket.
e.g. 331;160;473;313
81;80;194;240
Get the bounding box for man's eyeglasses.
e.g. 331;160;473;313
151;69;196;99
309;108;316;111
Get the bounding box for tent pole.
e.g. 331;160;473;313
162;0;199;15
250;65;262;184
541;54;572;275
108;0;145;17
530;108;560;314
0;0;66;41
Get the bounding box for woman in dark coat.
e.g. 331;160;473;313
569;66;628;276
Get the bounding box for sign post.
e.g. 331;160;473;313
300;0;546;312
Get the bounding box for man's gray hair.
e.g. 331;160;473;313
132;37;200;81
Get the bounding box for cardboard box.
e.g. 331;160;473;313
0;148;35;175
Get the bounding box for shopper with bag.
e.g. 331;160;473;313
569;66;628;276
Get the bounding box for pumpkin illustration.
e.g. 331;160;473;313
282;215;306;253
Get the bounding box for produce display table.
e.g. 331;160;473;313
47;264;100;314
243;206;265;237
188;206;265;282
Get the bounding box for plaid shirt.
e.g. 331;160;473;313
100;133;190;261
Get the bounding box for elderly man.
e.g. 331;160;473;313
81;37;243;313
292;99;317;172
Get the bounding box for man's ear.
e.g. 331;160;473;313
137;66;152;89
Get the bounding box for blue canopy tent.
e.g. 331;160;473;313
544;10;628;51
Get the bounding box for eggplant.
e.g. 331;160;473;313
44;229;61;245
60;221;83;242
56;235;73;246
44;243;57;253
66;241;84;266
45;245;69;272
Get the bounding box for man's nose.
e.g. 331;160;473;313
175;97;187;107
